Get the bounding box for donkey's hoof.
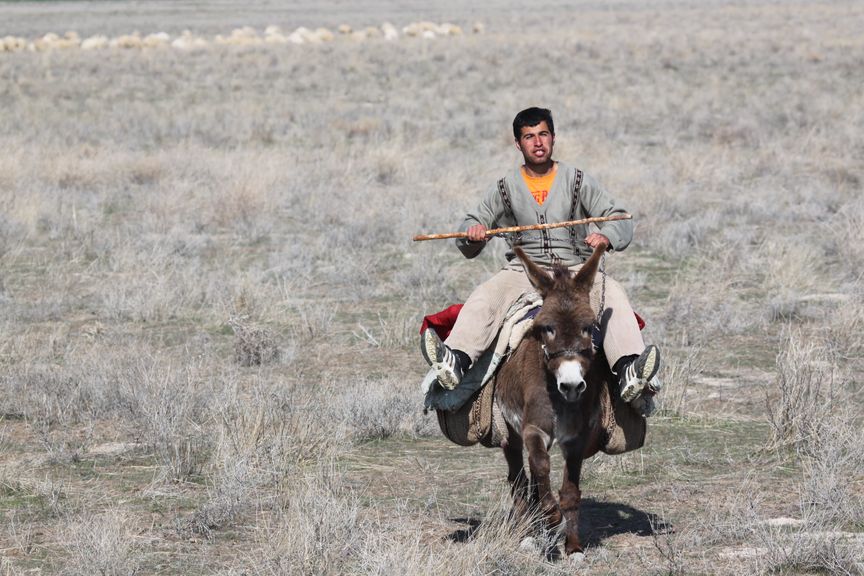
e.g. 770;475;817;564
568;551;586;565
519;536;540;554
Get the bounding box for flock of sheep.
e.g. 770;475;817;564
0;21;485;53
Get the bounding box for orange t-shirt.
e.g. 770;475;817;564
521;164;557;205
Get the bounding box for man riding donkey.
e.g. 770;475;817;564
420;107;661;417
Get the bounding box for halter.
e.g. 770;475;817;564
541;344;584;361
596;252;607;328
538;251;606;363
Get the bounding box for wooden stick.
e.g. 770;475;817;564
413;214;632;242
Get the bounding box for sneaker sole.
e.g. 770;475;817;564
420;329;459;390
420;329;443;366
620;377;644;403
431;362;459;390
636;345;660;382
620;345;660;402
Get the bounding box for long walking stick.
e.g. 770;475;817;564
413;214;632;242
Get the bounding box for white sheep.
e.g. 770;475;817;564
227;27;263;45
81;35;109;50
1;36;27;52
264;26;292;44
215;27;263;46
233;26;258;38
142;32;171;48
314;28;334;42
1;35;25;52
110;32;143;49
172;30;208;50
29;32;59;51
265;32;289;45
337;24;352;35
439;23;463;36
291;27;329;45
54;31;81;49
381;22;399;41
402;22;421;37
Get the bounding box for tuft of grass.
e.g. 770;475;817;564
228;315;280;367
122;357;215;482
765;334;839;452
656;345;705;417
332;376;438;442
59;510;144;576
352;310;421;350
227;461;362;576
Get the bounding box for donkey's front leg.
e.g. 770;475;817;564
523;424;561;527
502;428;530;519
559;442;585;555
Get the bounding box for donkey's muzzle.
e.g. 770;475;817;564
556;361;587;402
559;379;587;402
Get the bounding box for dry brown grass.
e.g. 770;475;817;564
1;0;863;574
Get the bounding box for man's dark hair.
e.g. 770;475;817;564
513;107;554;140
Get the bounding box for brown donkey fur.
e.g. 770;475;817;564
494;244;609;556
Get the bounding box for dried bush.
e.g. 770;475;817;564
751;527;862;576
766;335;838;452
122;358;215;482
331;376;438;441
656;345;705;417
60;510;143;576
352;310;421;349
231;462;362;576
799;418;864;531
185;458;254;538
229;315;280;366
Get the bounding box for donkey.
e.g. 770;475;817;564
494;244;611;558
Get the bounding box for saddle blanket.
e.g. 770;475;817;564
420;295;647;453
423;291;543;413
421;297;646;413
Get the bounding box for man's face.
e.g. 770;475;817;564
515;121;555;166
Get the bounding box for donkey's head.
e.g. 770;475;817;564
514;246;605;403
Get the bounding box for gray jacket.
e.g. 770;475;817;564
456;161;633;268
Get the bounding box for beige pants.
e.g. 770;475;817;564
445;264;644;370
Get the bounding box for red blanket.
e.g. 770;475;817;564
419;304;464;340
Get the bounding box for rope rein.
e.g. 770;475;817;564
597;252;607;327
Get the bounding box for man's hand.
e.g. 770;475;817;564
584;233;609;249
466;224;488;242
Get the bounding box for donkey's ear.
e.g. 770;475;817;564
514;246;553;296
572;244;606;294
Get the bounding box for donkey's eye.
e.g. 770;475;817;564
539;325;555;337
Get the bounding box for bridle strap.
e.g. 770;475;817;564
542;345;583;361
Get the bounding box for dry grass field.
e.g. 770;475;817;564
1;0;863;574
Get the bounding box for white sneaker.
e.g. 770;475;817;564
420;368;438;394
419;328;463;390
619;345;661;402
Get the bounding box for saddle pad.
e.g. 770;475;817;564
422;298;647;454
